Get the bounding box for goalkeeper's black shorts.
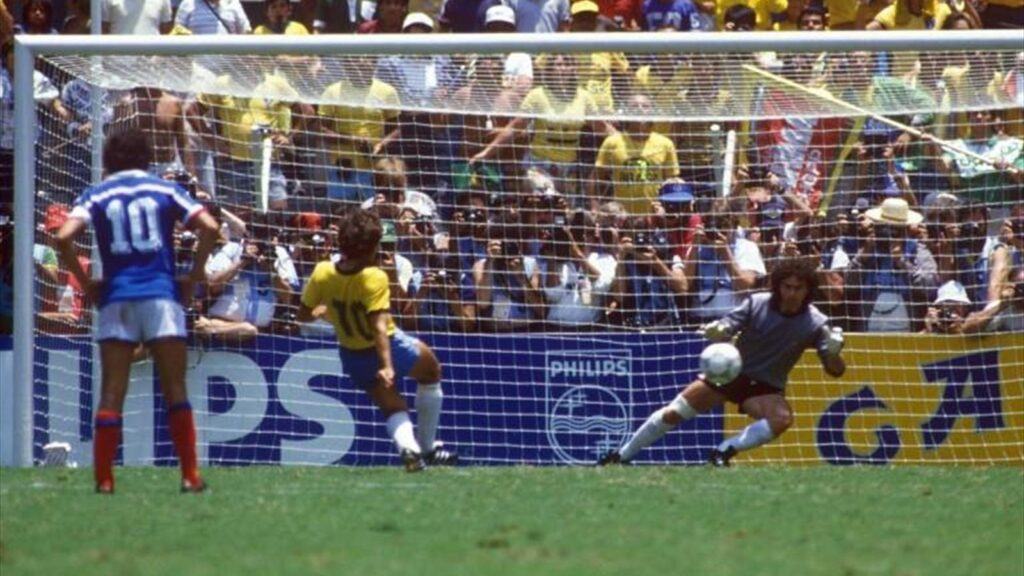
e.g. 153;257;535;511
700;373;784;413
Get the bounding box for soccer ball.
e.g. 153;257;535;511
699;343;742;386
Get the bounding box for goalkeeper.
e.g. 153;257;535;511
297;208;457;471
599;258;846;467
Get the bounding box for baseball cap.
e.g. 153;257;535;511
850;197;871;217
935;280;971;305
658;180;695;203
402;12;435;31
485;5;516;26
570;0;599;16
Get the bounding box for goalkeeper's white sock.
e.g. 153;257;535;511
415;383;443;453
718;419;775;453
385;411;421;454
620;408;676;461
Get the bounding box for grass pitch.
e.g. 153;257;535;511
1;466;1021;576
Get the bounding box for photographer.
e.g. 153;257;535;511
411;231;476;333
924;200;995;305
542;210;618;328
474;235;543;332
921;281;973;335
967;212;1024;333
847;198;938;333
374;219;416;328
923;280;1020;335
987;214;1024;308
684;199;766;323
291;218;338;337
613;220;688;329
197;223;297;339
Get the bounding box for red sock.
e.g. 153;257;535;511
168;402;200;484
94;410;122;489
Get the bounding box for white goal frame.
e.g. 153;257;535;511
11;30;1022;467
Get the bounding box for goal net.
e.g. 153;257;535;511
12;32;1024;467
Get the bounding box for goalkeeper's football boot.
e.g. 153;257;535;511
707;446;737;468
596;450;629;466
181;477;208;494
95;480;115;495
400;449;426;473
423;443;459;467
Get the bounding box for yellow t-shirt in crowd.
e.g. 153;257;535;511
253;21;310;34
873;1;952;78
198;75;255;161
716;0;788;30
578;52;631;114
596;132;680;215
872;0;951;29
632;64;688;136
250;73;301;134
318;79;401;171
519;86;600;165
301;261;396;351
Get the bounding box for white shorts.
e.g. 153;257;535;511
97;299;186;343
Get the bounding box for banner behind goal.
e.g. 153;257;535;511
11;32;1024;467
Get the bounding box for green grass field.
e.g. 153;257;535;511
1;466;1021;576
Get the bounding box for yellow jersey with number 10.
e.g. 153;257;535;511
301;261;395;351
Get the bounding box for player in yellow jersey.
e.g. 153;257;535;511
297;209;457;471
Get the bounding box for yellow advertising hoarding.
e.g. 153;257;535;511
727;334;1024;465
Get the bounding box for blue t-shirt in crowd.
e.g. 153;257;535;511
641;0;697;30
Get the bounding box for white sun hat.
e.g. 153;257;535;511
935;280;971;305
866;197;924;226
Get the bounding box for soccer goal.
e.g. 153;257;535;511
9;31;1023;468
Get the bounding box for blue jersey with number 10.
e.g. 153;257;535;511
69;169;204;306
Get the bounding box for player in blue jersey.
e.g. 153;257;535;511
599;258;847;467
55;128;220;494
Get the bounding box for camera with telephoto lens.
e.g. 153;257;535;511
178;230;197;251
493;241;522;271
874;224;896;251
427;253;459;286
702;215;724;241
243;240;274;269
169;170;199;198
501;241;522;258
938;307;955;323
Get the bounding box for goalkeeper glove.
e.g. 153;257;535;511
824;327;844;356
699;321;732;342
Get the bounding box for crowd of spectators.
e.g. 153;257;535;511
1;0;1022;339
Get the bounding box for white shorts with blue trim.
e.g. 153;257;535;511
97;298;186;343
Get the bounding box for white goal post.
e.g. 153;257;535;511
11;30;1024;468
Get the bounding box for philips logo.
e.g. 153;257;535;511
545;352;633;465
548;359;629;379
